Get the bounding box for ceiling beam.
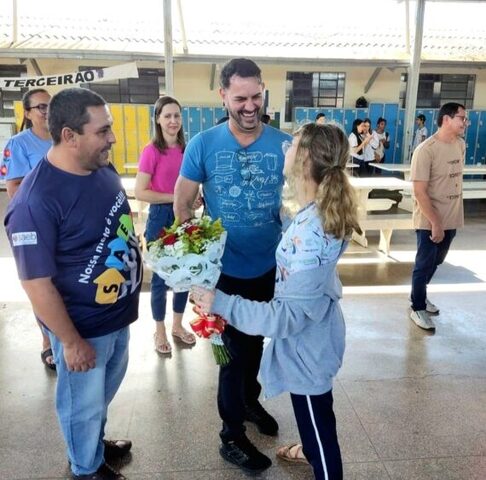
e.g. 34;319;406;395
364;67;382;93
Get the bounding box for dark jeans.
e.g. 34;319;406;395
216;267;276;442
411;229;456;311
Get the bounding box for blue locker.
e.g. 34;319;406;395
201;108;214;131
369;103;385;125
333;109;345;127
356;108;369;120
476;111;486;164
464;111;480;165
394;109;406;163
294;108;308;125
182;107;190;134
188;107;202;134
322;108;334;121
383;104;399;164
214;107;227;124
344;109;357;134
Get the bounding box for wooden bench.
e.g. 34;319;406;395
462;181;486;199
353;212;413;255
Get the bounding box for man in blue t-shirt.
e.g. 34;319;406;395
174;58;291;475
4;88;142;480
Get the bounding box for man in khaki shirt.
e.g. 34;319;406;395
410;102;466;331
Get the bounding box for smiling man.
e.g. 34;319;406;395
174;58;291;474
4;88;142;480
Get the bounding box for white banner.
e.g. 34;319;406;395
0;62;139;90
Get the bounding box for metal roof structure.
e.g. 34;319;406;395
1;0;486;66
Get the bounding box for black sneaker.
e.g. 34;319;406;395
245;402;279;436
103;439;132;463
220;435;272;474
71;462;127;479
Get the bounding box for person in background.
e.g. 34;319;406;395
361;118;379;176
4;87;142;480
413;114;428;152
348;118;373;177
315;112;326;125
410;103;466;331
1;88;55;370
261;113;271;124
192;123;361;480
372;117;390;171
135;96;196;355
174;57;291;475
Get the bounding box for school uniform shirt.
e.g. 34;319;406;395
1;129;52;180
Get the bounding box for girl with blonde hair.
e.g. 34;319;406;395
192;123;360;479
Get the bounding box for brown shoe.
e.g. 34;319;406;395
276;443;308;464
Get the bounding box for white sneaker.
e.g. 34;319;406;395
410;310;436;331
408;296;440;314
425;299;439;314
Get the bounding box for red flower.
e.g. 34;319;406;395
185;225;201;235
162;233;177;245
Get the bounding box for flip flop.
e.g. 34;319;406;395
276;444;308;464
41;348;56;371
154;334;172;355
172;330;196;345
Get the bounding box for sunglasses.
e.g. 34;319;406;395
28;103;49;114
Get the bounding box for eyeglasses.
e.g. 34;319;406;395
282;140;292;155
28;103;49;114
453;115;469;124
236;149;252;181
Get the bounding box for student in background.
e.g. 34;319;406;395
135;96;197;355
1;88;55;370
413;114;428;152
315;112;326;125
372;117;390;170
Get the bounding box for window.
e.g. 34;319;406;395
400;73;475;109
285;72;345;122
80;67;164;104
0;65;28;117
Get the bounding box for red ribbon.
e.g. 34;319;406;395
190;306;227;339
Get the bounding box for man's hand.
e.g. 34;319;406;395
63;338;97;372
190;286;216;313
430;223;445;243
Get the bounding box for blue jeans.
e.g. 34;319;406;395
411;229;456;311
48;327;130;476
145;203;188;321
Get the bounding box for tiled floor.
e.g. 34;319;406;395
1;192;485;480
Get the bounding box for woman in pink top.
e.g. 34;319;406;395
135;96;196;354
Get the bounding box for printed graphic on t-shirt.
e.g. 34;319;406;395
78;190;142;305
212;149;281;226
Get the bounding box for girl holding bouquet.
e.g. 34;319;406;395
135;96;196;354
192;123;360;480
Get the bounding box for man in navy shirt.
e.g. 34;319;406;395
4;88;142;480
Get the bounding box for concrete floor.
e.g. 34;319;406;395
1;191;485;480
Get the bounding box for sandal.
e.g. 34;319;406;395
276;443;308;464
172;329;196;345
41;348;56;371
154;333;172;354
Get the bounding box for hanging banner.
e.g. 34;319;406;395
0;62;139;90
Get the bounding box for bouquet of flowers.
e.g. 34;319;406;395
144;216;231;365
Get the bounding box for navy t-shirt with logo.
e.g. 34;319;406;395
4;158;142;338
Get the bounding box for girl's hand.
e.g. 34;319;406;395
190;286;215;313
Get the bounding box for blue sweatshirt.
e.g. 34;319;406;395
211;202;347;398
